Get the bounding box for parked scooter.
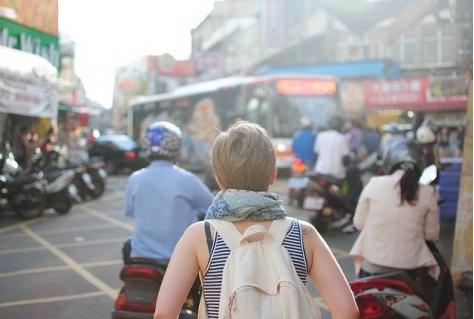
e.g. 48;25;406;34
84;157;107;199
349;165;456;318
31;150;78;214
67;157;107;202
111;258;200;319
0;150;46;220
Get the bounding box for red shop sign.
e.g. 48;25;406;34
364;77;468;111
364;78;428;107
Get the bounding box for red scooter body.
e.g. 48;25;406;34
349;241;456;319
111;258;200;319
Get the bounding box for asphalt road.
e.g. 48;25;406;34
0;174;468;318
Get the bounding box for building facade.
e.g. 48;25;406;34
190;0;472;129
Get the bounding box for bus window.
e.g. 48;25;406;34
245;97;260;124
285;95;338;130
271;95;300;138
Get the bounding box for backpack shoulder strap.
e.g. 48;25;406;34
204;221;213;253
207;217;296;250
269;217;295;244
206;219;242;250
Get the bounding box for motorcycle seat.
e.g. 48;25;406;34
4;173;41;189
367;270;425;297
308;173;342;185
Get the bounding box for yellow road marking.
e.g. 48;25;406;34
79;205;133;231
0;260;123;279
331;247;351;259
0;246;46;255
0;216;50;235
0;265;71;278
0;291;107;308
20;225;118;299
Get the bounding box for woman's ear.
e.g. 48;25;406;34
269;168;277;185
215;174;226;191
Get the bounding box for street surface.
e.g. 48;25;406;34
0;174;466;318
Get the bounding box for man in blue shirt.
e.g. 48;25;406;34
123;121;214;263
292;118;317;171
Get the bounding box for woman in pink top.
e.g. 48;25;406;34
350;139;440;279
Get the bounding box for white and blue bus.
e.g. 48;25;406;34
128;74;342;179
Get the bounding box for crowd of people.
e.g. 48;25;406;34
292;118;466;178
96;115;463;317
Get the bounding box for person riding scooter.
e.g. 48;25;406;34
416;123;442;185
292;117;317;171
350;139;441;307
122;121;214;263
350;139;439;277
313;115;361;214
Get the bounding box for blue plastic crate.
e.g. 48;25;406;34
439;202;458;220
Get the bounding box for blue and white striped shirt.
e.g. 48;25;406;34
202;219;308;318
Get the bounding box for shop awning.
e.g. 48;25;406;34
256;60;403;80
59;104;103;116
0;45;57;84
0;46;58;118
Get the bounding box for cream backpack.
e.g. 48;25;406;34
198;217;321;319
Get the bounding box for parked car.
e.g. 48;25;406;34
87;135;149;174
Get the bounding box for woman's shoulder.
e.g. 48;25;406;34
294;219;313;233
418;184;437;197
187;221;207;233
363;174;390;188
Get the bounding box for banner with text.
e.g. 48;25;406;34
364;77;469;111
0;78;57;118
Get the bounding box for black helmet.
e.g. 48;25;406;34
383;139;425;174
327;115;344;132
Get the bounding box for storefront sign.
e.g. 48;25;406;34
0;78;57;118
147;54;196;76
0;17;60;69
263;0;284;48
364;77;468;111
197;51;221;71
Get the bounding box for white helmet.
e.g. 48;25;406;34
416;126;436;144
299;117;313;129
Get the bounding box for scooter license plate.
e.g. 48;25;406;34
82;173;92;184
68;184;79;197
288;177;310;189
98;168;107;179
303;196;325;210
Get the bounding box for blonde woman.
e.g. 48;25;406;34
154;121;359;319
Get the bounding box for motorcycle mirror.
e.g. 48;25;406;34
419;164;437;185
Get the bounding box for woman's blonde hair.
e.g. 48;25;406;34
210;121;276;191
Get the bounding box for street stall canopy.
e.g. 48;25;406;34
0;45;58;118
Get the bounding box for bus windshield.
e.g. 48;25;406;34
244;93;339;138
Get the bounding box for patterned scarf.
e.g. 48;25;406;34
205;189;287;221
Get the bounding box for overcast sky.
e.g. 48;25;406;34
58;0;216;108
